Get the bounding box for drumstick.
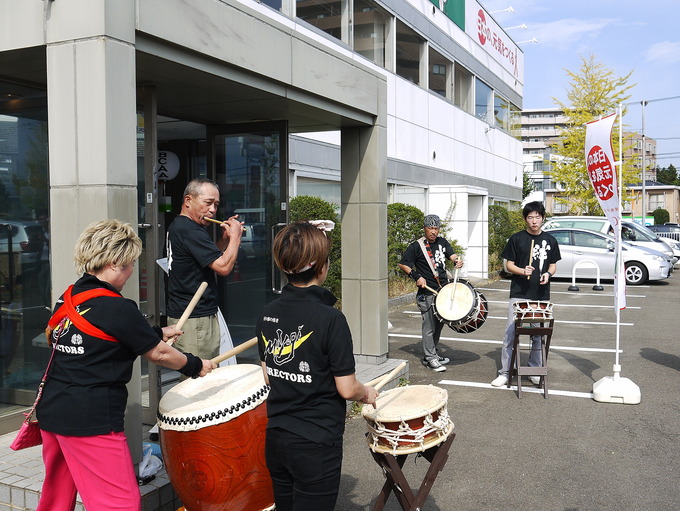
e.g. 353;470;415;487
449;267;459;307
364;360;409;387
203;216;247;231
527;239;535;280
372;361;407;392
424;285;439;295
210;336;258;365
167;281;209;346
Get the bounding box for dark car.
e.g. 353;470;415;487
648;224;680;242
0;221;45;271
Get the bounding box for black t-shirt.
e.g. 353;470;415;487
257;284;356;447
399;236;455;294
36;274;161;436
166;215;223;318
502;229;561;300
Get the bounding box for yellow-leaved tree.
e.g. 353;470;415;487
550;55;638;215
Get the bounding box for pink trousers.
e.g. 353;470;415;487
37;430;141;511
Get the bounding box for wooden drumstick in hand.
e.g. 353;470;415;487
527;239;535;280
365;361;408;392
210;337;257;365
167;281;208;346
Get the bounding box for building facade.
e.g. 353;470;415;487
0;0;523;457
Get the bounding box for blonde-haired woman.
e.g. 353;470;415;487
36;220;215;511
257;221;378;511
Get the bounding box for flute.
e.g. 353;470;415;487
204;217;247;231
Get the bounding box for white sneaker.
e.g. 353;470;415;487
529;376;541;385
425;358;447;372
491;375;508;387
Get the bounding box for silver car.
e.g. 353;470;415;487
543;216;677;267
547;228;671;285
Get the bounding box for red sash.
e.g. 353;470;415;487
46;286;122;343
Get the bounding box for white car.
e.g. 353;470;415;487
543;216;678;267
546;228;671;285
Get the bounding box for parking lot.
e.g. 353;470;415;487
337;275;680;510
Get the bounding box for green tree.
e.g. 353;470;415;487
289;196;342;297
488;205;525;272
387;203;425;277
656;164;679;185
522;171;533;198
550;55;637;215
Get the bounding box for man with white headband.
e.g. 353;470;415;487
398;214;463;372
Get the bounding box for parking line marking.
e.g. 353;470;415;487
478;287;647;298
399;310;634;326
485;300;641;310
388;333;622;353
438;379;594;399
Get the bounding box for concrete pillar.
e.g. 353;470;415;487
45;0;142;464
341;118;388;363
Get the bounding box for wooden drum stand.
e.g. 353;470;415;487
368;432;455;511
507;301;555;398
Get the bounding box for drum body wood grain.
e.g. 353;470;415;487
157;364;274;511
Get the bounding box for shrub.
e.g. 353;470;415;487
653;208;670;225
387;202;464;279
489;205;524;272
387;203;424;277
289;196;342;297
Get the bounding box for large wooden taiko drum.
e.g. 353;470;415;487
157;364;275;511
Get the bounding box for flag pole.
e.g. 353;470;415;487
592;103;640;404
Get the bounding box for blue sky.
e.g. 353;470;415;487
482;0;680;169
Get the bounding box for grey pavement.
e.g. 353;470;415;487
337;275;680;511
2;275;678;510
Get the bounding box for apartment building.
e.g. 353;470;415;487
521;107;659;212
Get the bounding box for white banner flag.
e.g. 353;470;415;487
585;112;626;310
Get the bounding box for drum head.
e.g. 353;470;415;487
157;364;269;431
362;385;448;422
451;291;488;334
435;281;476;322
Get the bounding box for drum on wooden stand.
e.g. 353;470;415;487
157;364;275;511
512;300;553;322
433;279;479;327
362;385;454;455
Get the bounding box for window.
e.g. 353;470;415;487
551;231;572;246
493;93;509;131
296;0;343;40
574;231;607;249
428;48;450;98
0;83;51;418
475;78;492;122
353;0;388;66
649;194;665;210
454;63;473;113
395;20;423;84
297;177;341;206
553;199;568;213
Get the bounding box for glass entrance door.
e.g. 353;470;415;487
209;122;288;346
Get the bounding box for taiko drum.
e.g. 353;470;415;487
362;385;454;455
157;364;274;511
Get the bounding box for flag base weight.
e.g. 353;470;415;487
593;370;640;405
